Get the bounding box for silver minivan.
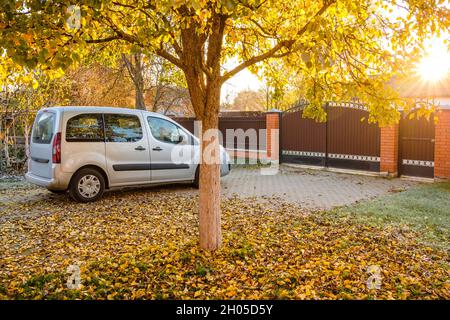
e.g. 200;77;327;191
26;106;231;202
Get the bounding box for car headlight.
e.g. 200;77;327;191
224;149;230;163
220;146;230;164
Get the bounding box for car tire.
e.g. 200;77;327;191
193;166;199;189
69;168;105;202
48;189;66;194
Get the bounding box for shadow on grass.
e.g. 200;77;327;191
331;181;450;249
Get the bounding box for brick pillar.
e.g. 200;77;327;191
435;109;450;179
380;124;399;176
266;109;281;161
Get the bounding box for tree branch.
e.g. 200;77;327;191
121;54;138;85
220;0;336;84
158;14;184;59
155;48;185;71
99;12;185;70
85;36;121;43
220;40;290;83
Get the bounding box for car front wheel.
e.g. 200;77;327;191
69;168;105;202
48;189;66;194
193;166;199;189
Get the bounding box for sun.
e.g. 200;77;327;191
416;38;450;83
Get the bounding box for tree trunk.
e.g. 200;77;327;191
24;103;31;160
178;12;227;251
3;129;10;168
135;85;145;110
198;100;222;250
122;53;146;110
187;78;223;250
134;53;146;110
24;120;30;159
12;118;18;171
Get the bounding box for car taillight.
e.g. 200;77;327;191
52;132;61;163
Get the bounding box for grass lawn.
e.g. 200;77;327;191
0;180;448;300
332;181;450;249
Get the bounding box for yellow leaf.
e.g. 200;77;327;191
194;291;202;298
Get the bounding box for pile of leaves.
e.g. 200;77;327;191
0;187;448;300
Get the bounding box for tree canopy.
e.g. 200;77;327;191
1;0;448;122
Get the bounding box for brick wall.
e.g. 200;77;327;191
266;111;281;161
434;110;450;179
380;124;399;176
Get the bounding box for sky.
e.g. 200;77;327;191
220;58;262;103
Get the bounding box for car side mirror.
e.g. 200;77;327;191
177;135;184;143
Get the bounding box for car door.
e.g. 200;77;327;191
146;116;195;182
104;112;151;186
63;112;106;174
29;110;58;179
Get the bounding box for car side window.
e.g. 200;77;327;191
104;114;143;142
176;125;190;145
66;114;104;142
147;117;188;144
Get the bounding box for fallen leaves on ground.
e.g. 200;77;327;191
0;186;448;300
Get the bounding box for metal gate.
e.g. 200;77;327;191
281;102;381;172
399;114;435;178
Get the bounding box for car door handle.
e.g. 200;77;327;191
134;146;146;151
31;157;49;163
152;147;163;151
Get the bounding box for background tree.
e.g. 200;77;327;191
222;89;265;111
121;52;146;109
257;62;306;111
1;0;448;250
0;57;70;172
66;51;191;113
66;61;135;107
122;53;192;114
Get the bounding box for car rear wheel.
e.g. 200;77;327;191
69;168;105;202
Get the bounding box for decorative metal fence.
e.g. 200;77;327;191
281;102;381;172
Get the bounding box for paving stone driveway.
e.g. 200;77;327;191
220;165;418;210
0;165;419;211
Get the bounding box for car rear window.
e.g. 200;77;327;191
32;112;55;144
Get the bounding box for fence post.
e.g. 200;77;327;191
434;108;450;180
380;124;399;176
265;109;282;163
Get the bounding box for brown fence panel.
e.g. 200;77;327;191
171;113;266;151
171;117;195;134
219;116;266;151
281;107;326;166
399;114;435;178
327;103;380;171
